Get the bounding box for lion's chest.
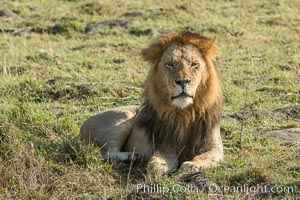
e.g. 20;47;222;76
136;107;208;163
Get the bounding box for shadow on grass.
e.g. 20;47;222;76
46;136;148;184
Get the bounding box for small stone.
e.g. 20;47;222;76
0;10;20;18
129;28;153;36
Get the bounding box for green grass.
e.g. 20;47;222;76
0;0;299;199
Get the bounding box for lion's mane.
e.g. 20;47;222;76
136;31;222;163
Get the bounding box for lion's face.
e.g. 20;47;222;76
157;43;207;109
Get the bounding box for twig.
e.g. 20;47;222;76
239;48;252;153
127;147;135;185
239;117;244;152
152;133;155;154
170;145;186;173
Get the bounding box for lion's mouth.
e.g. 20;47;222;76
171;92;193;100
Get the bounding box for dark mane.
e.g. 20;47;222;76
136;99;221;163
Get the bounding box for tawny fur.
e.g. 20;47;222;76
138;31;222;163
80;31;223;175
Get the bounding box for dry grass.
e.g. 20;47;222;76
0;0;299;199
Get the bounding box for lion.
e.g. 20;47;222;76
80;31;223;175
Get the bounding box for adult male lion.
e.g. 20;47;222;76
80;31;223;175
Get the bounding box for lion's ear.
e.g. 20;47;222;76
201;37;217;60
141;43;163;65
141;31;178;65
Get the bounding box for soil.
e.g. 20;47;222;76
252;128;300;146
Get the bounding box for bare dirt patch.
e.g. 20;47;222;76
224;106;300;121
252;128;300;147
84;19;130;34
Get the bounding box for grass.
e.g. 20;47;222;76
0;0;299;199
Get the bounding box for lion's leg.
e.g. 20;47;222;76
121;125;153;161
180;121;224;171
80;106;139;155
147;146;179;176
180;148;223;172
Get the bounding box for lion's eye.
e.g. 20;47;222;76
165;63;175;69
191;63;198;69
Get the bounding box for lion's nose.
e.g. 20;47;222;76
175;79;191;88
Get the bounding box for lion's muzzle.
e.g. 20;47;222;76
171;86;194;109
174;79;191;88
171;92;193;100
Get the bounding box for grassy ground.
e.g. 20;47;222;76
0;0;299;199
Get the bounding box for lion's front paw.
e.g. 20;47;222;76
147;157;168;176
180;161;202;172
